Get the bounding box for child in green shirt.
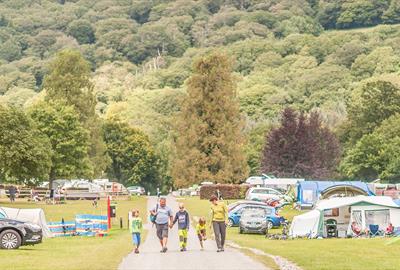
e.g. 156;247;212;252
130;209;143;254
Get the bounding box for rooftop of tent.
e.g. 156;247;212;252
315;195;400;210
298;181;374;194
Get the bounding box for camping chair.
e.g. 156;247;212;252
369;224;382;237
351;222;363;238
385;223;395;237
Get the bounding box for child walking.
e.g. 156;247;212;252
130;209;143;254
196;217;207;250
171;203;189;251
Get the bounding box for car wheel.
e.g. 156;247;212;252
267;221;273;230
227;218;234;227
0;229;22;249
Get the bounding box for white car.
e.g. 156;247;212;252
245;187;290;202
244;174;276;186
127;186;145;195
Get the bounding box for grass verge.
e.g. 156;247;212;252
0;196;147;270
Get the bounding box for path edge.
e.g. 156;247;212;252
227;241;303;270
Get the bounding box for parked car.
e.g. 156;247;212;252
244;174;276;186
228;204;284;229
0;213;43;249
245;187;291;202
127;186;145;195
228;200;269;212
239;208;270;234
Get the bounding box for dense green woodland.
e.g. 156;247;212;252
2;0;400;186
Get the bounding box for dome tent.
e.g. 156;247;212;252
0;207;53;238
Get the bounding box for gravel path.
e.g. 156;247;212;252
118;196;269;270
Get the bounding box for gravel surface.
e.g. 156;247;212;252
118;196;269;270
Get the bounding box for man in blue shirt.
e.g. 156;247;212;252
150;197;173;253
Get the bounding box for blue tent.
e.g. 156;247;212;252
297;181;375;208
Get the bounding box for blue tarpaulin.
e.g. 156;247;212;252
297;181;375;208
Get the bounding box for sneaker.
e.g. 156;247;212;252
135;248;139;254
162;247;168;253
221;248;225;252
180;248;184;252
217;249;222;252
183;247;187;252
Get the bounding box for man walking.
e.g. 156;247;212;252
150;197;173;253
8;185;17;203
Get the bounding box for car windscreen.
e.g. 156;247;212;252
241;208;266;218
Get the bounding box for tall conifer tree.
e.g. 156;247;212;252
172;52;248;187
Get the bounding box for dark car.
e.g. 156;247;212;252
228;204;285;229
0;212;43;249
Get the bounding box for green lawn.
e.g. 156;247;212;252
0;196;147;270
183;197;400;270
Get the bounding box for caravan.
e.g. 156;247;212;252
289;196;400;238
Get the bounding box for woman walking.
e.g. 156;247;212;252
209;195;228;252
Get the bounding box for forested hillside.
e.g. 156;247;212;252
2;0;400;185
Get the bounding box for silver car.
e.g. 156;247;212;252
239;208;268;234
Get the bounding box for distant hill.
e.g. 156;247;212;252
2;0;400;175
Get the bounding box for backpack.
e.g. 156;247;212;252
150;204;159;224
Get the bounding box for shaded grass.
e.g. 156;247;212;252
0;196;147;270
183;196;400;270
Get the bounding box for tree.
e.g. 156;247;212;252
172;52;248;187
341;80;400;145
262;108;340;178
0;105;52;185
0;39;22;62
67;20;95;44
341;113;400;182
103;118;160;191
30;101;92;185
44;50;109;177
44;50;96;122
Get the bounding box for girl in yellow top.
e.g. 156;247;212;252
196;217;207;250
209;195;228;252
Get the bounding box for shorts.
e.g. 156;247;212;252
156;223;169;240
179;229;188;238
197;229;206;241
132;233;141;246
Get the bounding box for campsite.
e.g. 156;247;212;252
3;1;400;269
1;178;400;270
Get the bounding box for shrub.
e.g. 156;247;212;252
199;184;250;200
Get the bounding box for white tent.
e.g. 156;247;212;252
289;209;322;238
0;207;53;238
289;195;400;238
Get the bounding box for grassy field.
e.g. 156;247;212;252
183;197;400;270
0;196;147;270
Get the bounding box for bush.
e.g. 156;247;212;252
199;184;250;200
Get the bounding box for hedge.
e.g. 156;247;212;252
199;184;250;200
